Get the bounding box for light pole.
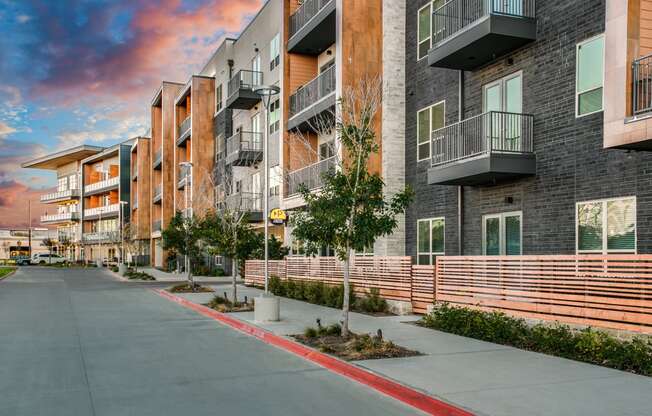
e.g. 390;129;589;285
119;201;128;272
179;161;193;282
253;84;280;322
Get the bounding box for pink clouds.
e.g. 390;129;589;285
0;181;53;229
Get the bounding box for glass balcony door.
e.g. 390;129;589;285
251;113;262;150
483;72;522;151
483;211;522;255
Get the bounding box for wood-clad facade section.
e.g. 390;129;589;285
131;137;151;240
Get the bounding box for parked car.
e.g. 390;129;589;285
30;253;67;265
13;256;31;266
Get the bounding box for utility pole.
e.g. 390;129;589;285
27;200;32;259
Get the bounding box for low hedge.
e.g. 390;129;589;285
123;270;156;281
420;303;652;376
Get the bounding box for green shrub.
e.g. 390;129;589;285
421;303;652;376
266;277;355;310
111;266;119;273
354;288;388;313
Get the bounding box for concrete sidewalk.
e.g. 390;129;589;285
137;267;242;284
177;284;652;416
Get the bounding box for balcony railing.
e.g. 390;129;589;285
41;212;79;224
430;111;533;167
132;166;138;181
289;0;333;38
223;192;263;213
633;54;652;116
153;220;162;232
287;156;337;196
84;203;120;218
84;176;119;194
178;115;191;144
153;148;162;169
153;184;162;203
225;131;263;166
40;188;80;203
432;0;536;49
228;70;263;98
177;168;191;189
290;65;336;118
82;231;120;243
133;199;138;210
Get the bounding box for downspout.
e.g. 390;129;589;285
458;70;464;256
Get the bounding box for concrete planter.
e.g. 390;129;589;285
254;294;280;322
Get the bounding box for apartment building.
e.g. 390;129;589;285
150;81;184;269
282;0;407;255
80;140;133;262
22;145;104;260
130;137;151;263
405;0;652;263
200;0;283;237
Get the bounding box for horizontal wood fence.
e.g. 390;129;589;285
245;255;652;333
436;255;652;334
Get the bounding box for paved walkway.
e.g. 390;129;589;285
0;267;422;416
177;284;652;416
138;267;241;284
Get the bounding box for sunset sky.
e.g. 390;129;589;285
0;0;263;228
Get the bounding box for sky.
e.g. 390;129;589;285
0;0;263;229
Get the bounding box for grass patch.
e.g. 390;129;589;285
167;282;214;293
294;319;420;361
204;292;253;313
0;267;16;279
419;303;652;376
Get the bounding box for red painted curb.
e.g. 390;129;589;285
154;289;474;416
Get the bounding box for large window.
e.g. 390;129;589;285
417;1;445;60
269;98;280;134
577;197;636;253
417;101;445;161
483;211;522;255
417;217;445;265
270;33;280;71
576;35;604;117
215;84;223;114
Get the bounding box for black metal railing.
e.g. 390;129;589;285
227;70;263;98
633;54;652;116
432;0;536;48
178;116;191;140
153;148;162;168
289;0;333;38
289;64;336;118
430;111;534;167
223;192;263;213
226;131;263;157
287;156;337;196
153;184;162;202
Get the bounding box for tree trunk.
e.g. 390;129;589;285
341;247;351;337
231;259;238;304
187;256;195;292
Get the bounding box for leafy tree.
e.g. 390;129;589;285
251;235;289;261
122;223;142;271
162;211;204;290
291;78;413;336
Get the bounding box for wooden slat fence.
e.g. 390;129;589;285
436;255;652;333
411;265;436;314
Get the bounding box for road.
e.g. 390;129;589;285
0;267;421;415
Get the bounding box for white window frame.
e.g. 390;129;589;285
417;2;432;61
417;217;445;265
270;33;280;70
215;83;223;115
482;71;523;113
575;34;605;118
482;211;522;255
575;196;637;254
417;100;446;162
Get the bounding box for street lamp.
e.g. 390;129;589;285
253;84;280;322
119;201;129;273
179;161;193;281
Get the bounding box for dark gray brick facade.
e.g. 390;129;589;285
405;0;652;260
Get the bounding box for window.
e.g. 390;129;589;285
234;180;241;194
577;197;636;253
215;84;223;114
269;98;280;134
417;217;445;265
68;174;77;190
270;33;280;71
483;212;522;255
576;35;604;117
319;141;335;160
270;165;282;196
57;176;68;192
417;101;445;161
417;1;445;60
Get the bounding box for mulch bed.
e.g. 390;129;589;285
167;283;214;293
293;332;421;361
204;294;254;312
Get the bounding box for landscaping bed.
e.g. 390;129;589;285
0;267;16;280
122;269;156;281
204;293;253;313
293;321;420;361
167;282;214;293
419;303;652;376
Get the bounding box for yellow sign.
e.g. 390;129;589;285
269;208;287;225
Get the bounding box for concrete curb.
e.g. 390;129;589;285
154;289;474;416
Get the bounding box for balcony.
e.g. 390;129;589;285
288;65;336;131
288;0;336;55
177;168;191;190
226;70;263;110
83;203;120;220
222;192;263;222
177;115;191;146
132;198;138;210
153;184;162;204
153;148;162;170
82;231;119;243
287;156;337;196
428;0;536;70
84;176;119;196
427;111;536;186
40;188;80;204
41;211;79;224
225;131;263;167
131;166;138;181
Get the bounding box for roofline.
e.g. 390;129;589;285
81;139;134;165
151;81;185;106
21;145;105;169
